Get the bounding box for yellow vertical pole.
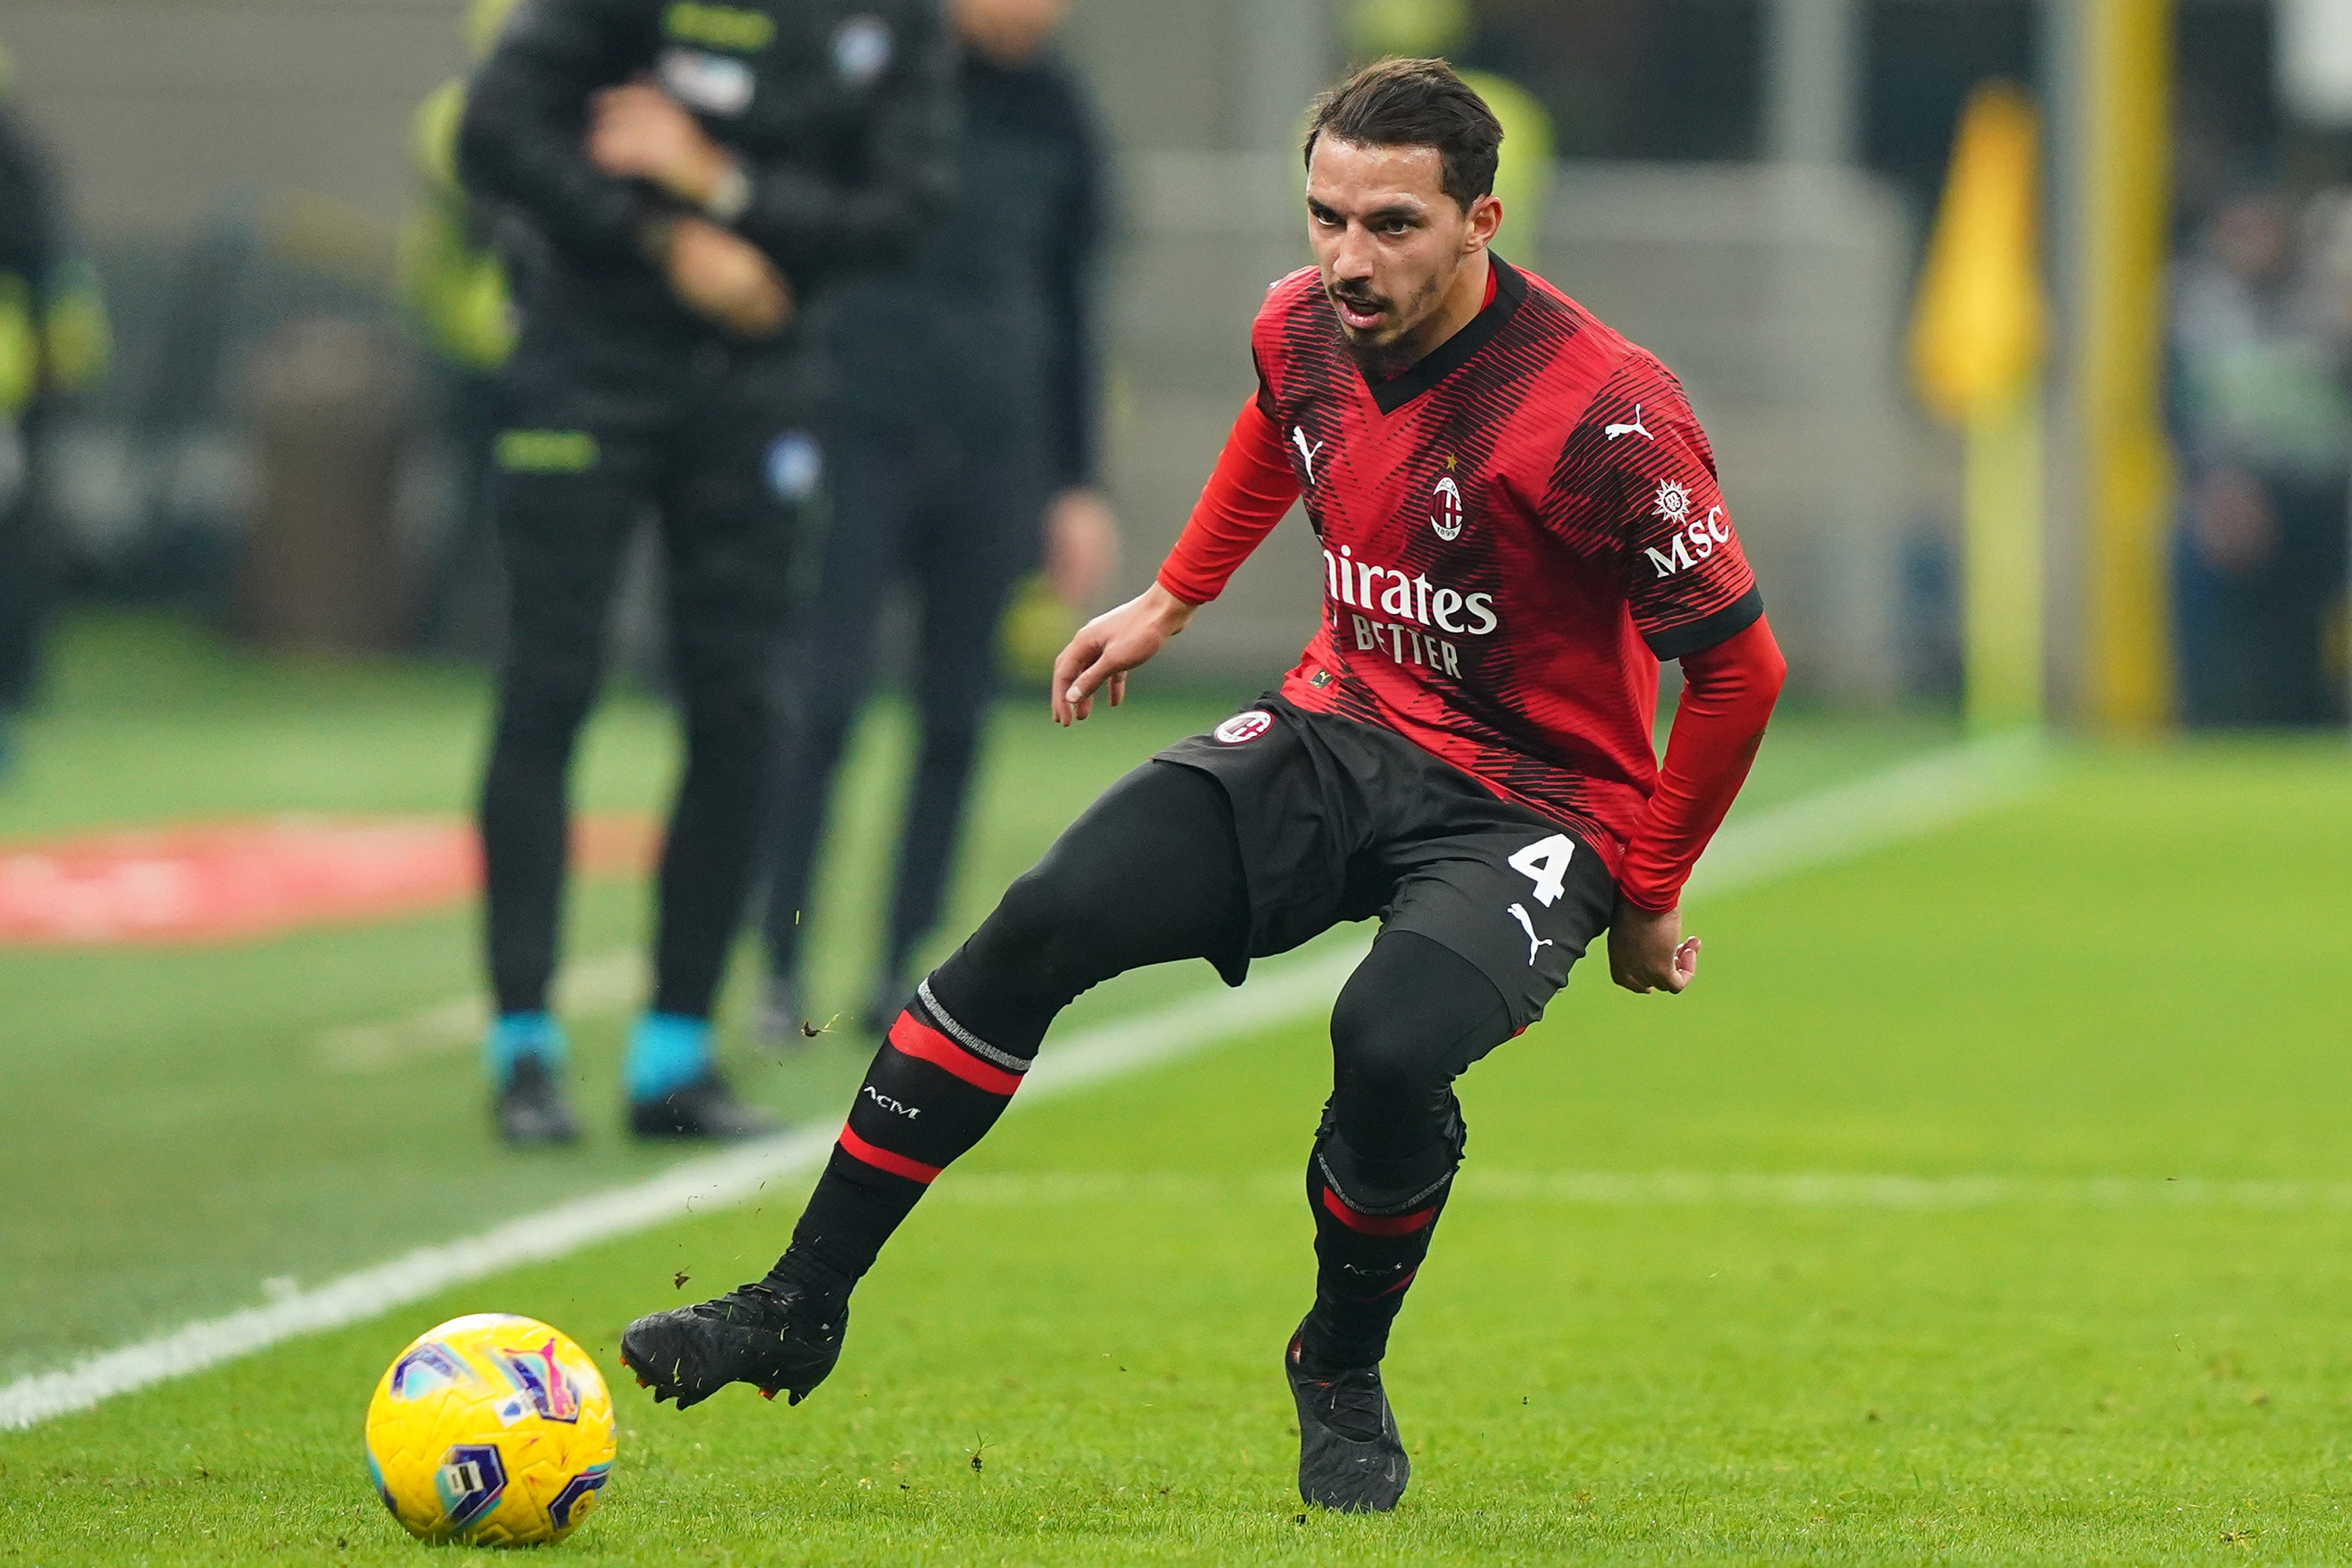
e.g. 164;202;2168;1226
2078;0;2175;732
1965;383;2045;731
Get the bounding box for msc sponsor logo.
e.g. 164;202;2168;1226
1643;480;1733;578
1214;710;1274;745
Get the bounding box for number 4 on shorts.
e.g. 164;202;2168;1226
1507;833;1577;907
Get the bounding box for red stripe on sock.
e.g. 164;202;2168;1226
1319;1185;1436;1236
837;1123;941;1185
887;1011;1023;1097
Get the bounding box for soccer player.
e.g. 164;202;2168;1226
457;0;955;1143
622;59;1787;1512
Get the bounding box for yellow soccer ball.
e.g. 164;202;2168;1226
365;1313;617;1546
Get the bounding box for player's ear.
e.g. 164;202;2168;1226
1464;192;1503;255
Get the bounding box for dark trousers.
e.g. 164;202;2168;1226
2174;474;2351;726
413;367;508;659
759;418;1039;989
481;340;809;1020
0;408;48;714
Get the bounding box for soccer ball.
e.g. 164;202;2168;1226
364;1313;617;1546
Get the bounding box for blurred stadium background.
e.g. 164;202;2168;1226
4;0;2341;714
7;2;2352;1560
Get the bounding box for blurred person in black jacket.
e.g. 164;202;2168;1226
2169;188;2352;726
457;0;956;1144
0;46;109;783
753;0;1117;1041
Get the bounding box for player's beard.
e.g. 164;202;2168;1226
1328;268;1451;379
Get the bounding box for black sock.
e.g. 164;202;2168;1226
1301;1130;1457;1371
764;982;1030;1290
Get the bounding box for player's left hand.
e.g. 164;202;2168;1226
1051;583;1195;726
1043;488;1120;608
1609;898;1700;994
589;84;733;209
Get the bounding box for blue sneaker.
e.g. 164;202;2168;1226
626;1012;780;1141
487;1012;579;1147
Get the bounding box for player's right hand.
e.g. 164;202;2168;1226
662;218;793;339
1608;897;1700;994
1051;583;1197;726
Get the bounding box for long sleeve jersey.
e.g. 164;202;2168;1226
1156;260;1786;909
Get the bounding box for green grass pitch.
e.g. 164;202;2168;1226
5;617;2351;1563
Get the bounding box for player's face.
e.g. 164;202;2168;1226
1305;137;1497;364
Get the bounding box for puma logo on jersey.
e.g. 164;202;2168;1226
862;1085;920;1119
1506;903;1555;967
1605;405;1654;441
1292;426;1323;486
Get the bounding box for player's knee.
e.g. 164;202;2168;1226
1329;984;1446;1102
1312;1095;1465;1217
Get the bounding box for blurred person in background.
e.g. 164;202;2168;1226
458;0;956;1145
401;0;525;657
753;0;1116;1042
0;44;110;783
2169;187;2352;726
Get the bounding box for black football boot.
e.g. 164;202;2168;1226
626;1070;782;1140
495;1055;581;1146
620;1279;846;1409
1285;1322;1410;1512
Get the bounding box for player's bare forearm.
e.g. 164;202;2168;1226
1608;897;1699;994
1051;583;1197;727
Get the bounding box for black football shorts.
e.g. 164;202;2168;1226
1154;695;1617;1030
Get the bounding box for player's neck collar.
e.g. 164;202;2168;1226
1359;256;1527;416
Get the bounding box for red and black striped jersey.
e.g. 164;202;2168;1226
1240;256;1762;877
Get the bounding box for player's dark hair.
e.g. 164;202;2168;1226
1303;58;1503;212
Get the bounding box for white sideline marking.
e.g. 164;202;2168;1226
1683;729;2042;899
0;734;2038;1432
